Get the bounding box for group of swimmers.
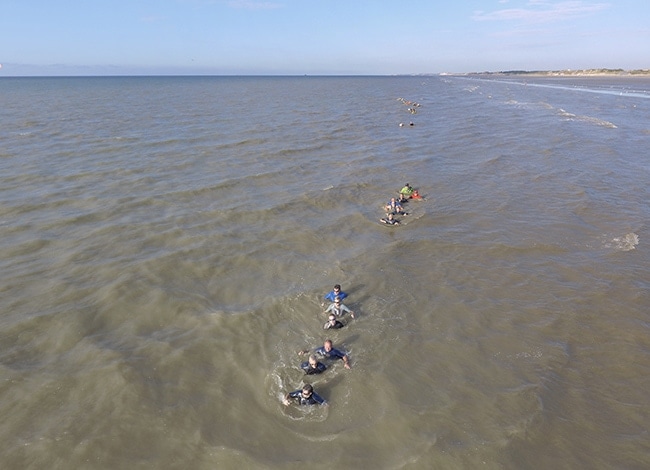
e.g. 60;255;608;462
284;185;423;405
397;97;421;127
282;284;354;407
380;183;423;225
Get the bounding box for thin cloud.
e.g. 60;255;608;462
472;1;610;23
490;26;553;37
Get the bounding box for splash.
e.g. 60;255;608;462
606;233;639;251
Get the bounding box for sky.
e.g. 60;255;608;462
1;0;648;76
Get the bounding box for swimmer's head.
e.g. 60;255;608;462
308;355;318;366
302;384;313;396
328;314;336;322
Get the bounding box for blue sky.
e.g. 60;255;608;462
1;0;648;76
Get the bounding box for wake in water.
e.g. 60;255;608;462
473;76;650;99
501;98;618;128
557;108;617;128
603;232;639;251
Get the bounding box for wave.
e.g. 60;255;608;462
470;76;650;99
500;97;618;128
557;109;617;128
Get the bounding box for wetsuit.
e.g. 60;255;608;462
324;302;353;317
287;389;326;405
300;361;327;375
324;290;348;302
386;201;404;213
400;185;415;198
323;319;344;330
315;346;347;362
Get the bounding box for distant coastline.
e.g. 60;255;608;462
443;68;650;77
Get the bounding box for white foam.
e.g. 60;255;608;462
605;232;639;251
558;108;617;128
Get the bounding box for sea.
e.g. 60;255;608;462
1;75;649;469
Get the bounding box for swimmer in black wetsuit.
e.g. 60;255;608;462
323;314;344;330
283;383;327;406
380;213;400;225
300;355;327;375
299;339;351;369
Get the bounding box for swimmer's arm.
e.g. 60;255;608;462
283;393;293;406
341;304;355;318
312;393;327;405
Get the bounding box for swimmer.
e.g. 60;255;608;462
411;189;423;199
323;314;345;330
385;197;408;215
399;182;415;199
323;284;348;305
300;355;327;375
299;339;351;369
399;183;415;201
283;383;327;406
323;297;355;318
380;213;400;225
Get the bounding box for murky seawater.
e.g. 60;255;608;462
1;75;649;469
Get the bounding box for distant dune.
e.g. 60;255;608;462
453;68;650;77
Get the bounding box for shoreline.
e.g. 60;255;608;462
446;68;650;78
